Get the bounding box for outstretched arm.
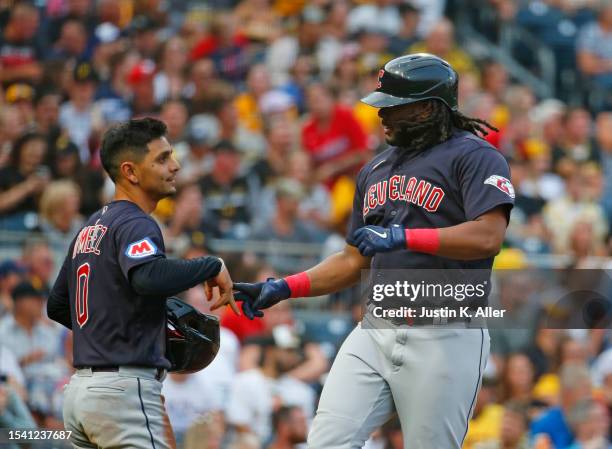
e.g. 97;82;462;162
234;245;370;319
352;206;509;260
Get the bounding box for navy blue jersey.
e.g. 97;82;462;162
52;200;170;368
347;129;515;271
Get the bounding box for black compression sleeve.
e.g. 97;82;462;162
47;292;72;330
130;256;223;297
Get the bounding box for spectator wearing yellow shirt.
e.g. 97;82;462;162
234;64;272;134
464;366;504;449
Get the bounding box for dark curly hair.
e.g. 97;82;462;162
396;100;499;153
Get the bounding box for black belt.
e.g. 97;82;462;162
80;366;166;381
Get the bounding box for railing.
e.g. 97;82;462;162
453;0;556;98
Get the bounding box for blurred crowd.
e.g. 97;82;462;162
1;0;612;448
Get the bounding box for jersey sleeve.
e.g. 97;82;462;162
115;217;166;280
345;167;367;246
456;147;515;221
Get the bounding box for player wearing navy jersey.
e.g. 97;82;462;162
47;118;239;449
234;54;515;449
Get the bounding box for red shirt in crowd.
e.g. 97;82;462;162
301;105;368;184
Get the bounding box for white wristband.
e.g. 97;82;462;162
217;257;225;273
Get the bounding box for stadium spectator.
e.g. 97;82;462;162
501;353;536;403
347;0;401;36
162;372;221;446
46;0;96;44
184;284;240;407
565;399;611;449
554;108;600;172
5;83;35;127
177;114;220;186
36;180;83;252
154;36;189;104
0;378;37;449
267;406;308;449
167;183;221;253
0;106;28;168
301;82;369;187
0;282;65;416
184;58;235;116
0;261;25;318
475;401;531;449
596;112;612;223
542;165;608;254
198;140;253;239
126;59;158;117
387;3;421;56
226;327;316;442
409;18;478;77
577;1;612;110
49;19;91;62
59;61;102;164
0;2;43;86
0;132;49;230
20;237;55;294
129;15;161;60
465;366;504;449
531;363;594;449
251;178;327;274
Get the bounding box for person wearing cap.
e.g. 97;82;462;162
5;84;35;125
226;326;316;442
130;16;161;59
250;178;327;274
0;261;26;317
59;61;103;164
177;114;220;185
127;59;159;117
0;282;64;392
198;140;254;239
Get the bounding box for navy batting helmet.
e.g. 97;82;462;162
361;53;458;111
166;297;220;374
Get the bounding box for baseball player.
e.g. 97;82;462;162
47;118;239;449
234;54;515;449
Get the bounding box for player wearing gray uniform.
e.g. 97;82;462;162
48;118;240;449
234;54;515;449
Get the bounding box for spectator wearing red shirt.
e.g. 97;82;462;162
0;3;44;87
301;82;369;188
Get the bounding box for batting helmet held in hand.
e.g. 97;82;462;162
361;53;458;111
166;297;220;374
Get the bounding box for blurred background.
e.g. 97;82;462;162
0;0;611;448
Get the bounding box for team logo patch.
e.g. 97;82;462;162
484;175;515;199
125;238;157;258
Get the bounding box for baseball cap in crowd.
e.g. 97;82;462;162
275;178;305;201
212;140;239;154
73;61;99;83
11;281;43;302
129;15;159;35
55;134;80;158
259;90;296;116
0;260;26;279
127;60;156;85
272;325;301;350
5;83;34;104
186;114;220;147
95;22;121;44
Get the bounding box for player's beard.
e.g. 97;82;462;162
387;120;450;154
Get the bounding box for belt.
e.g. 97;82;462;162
82;366;166;381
